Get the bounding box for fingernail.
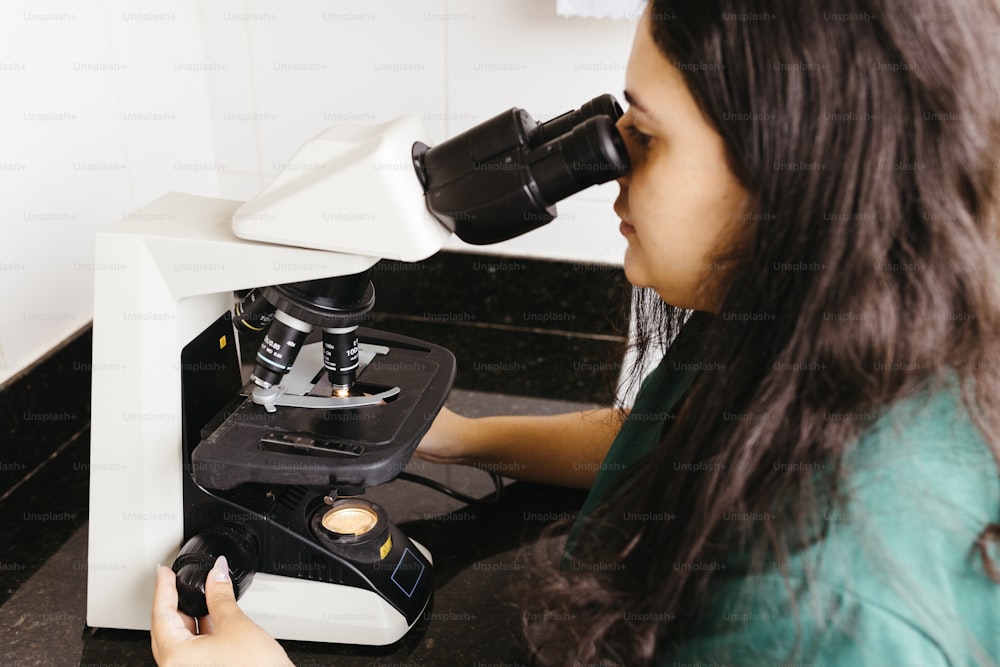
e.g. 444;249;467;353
212;555;230;583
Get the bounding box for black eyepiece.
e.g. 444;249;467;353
413;94;630;245
527;115;630;207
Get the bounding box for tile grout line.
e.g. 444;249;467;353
0;425;90;505
375;313;628;343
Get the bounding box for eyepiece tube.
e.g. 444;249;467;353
527;114;630;206
534;93;625;144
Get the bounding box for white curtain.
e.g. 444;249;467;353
556;0;645;19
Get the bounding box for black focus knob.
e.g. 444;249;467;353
171;523;258;618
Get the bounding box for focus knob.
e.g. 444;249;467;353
171;523;258;617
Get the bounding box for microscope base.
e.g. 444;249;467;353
234;539;432;645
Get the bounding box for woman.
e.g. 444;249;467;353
152;0;1000;664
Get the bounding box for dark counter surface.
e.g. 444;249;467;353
3;389;597;667
1;251;629;666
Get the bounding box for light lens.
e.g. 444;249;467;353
321;505;379;536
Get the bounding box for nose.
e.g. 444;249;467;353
614;115;633;187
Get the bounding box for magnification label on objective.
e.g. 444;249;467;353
390;548;425;598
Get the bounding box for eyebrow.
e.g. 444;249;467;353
624;89;656;122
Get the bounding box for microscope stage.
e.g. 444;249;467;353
191;328;455;490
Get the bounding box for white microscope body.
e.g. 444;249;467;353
86;95;628;645
87;116;451;644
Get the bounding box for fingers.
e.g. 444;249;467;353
152;557;294;667
202;555;244;629
153;565;196;634
152;564;178;612
150;565;196;661
197;613;215;635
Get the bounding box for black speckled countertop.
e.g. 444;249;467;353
0;251;629;666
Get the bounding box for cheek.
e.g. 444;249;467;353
627;165;672;227
628;170;692;249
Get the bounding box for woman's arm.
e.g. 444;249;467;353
415;406;628;489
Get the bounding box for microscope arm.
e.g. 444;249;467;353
231;95;629;255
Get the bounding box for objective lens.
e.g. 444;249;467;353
233;288;276;334
251;310;312;388
322;326;360;394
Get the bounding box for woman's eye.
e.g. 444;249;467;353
625;124;652;148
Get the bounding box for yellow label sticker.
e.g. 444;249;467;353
379;535;392;560
219;335;227;349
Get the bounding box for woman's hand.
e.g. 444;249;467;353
151;555;294;667
413;406;476;465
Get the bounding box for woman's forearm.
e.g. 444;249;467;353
416;407;627;489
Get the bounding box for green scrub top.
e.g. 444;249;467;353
567;320;1000;665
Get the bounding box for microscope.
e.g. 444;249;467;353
86;95;628;645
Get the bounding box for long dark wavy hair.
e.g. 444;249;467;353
526;0;1000;664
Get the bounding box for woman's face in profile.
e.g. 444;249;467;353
614;9;749;312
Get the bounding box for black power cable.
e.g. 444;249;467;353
395;469;505;506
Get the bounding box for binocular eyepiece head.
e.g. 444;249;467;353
412;94;631;245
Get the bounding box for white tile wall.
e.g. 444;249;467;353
105;0;219;203
0;0;637;385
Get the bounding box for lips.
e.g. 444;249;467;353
614;196;635;235
613;192;635;236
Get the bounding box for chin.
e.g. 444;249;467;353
621;246;647;286
621;259;646;289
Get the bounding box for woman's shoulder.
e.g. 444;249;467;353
673;381;1000;664
804;380;1000;661
840;378;999;531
